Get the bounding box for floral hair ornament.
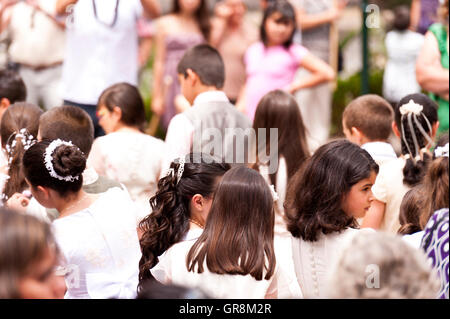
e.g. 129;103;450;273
5;128;37;165
44;139;80;182
399;100;434;164
269;185;279;202
434;143;449;158
165;156;186;185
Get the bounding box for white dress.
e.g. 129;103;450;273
291;228;375;299
52;187;142;299
151;231;303;299
87;131;166;222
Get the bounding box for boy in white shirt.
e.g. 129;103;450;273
342;94;397;166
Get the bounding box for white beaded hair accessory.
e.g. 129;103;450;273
5;128;36;165
269;185;279;202
435;143;449;158
44;139;80;182
165;156;186;185
399;100;424;116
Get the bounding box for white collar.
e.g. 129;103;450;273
361;142;397;159
82;166;99;186
193;91;229;107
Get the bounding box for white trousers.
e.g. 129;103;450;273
294;68;332;154
19;64;63;110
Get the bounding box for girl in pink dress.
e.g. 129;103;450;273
238;1;335;121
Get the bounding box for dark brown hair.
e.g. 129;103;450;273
186;166;276;280
172;0;211;40
0;207;58;298
394;94;438;187
39;105;94;156
285;139;379;242
177;44;225;88
398;185;426;235
252;90;309;187
1;103;42;201
392;5;411;31
23;140;86;197
343;94;394;141
0;69;26;103
419;157;449;228
138;153;230;287
97;82;147;132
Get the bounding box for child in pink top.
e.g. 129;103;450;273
238;1;335;121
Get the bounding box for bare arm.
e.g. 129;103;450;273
55;0;77;15
295;0;347;31
288;52;335;93
416;31;450;96
140;0;160;19
361;199;385;230
0;0;16;34
410;0;420;31
151;19;167;116
209;1;232;47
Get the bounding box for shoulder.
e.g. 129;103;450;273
246;41;264;55
289;44;309;59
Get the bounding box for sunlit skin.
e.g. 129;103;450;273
17;247;66;299
179;0;202;15
341;171;377;219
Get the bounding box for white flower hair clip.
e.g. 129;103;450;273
44;139;80;182
399;100;424;116
434;143;449;158
269;185;279;202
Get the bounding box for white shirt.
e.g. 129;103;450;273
383;30;424;103
151;234;303;299
61;0;142;104
164;91;230;171
402;231;425;250
361;142;397;167
53;187;142;299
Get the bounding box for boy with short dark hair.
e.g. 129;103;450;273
342;94;397;166
165;44;252;166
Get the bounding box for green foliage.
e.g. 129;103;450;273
331;68;384;137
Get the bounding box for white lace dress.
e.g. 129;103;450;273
53;187;142;299
87;131;166;222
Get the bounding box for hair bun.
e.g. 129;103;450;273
52;144;86;178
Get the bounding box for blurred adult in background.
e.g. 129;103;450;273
151;0;210;132
411;0;440;35
0;0;65;111
416;0;449;135
210;0;258;104
290;0;347;153
55;0;160;138
383;6;424;106
0;207;66;299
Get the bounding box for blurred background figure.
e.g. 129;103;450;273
56;0;160;138
0;207;66;299
210;0;258;104
0;0;65;111
137;280;211;299
151;0;210;132
290;0;347;153
326;232;440;299
416;0;449;136
410;0;440;34
382;5;424;106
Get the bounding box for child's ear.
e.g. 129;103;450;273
191;194;205;211
392;121;401;138
0;97;10;109
186;68;199;85
431;121;440;140
112;106;123;120
36;186;51;200
350;127;363;143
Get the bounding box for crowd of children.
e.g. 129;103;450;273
0;0;448;300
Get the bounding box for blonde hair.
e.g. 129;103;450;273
0;208;58;298
326;232;440;299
